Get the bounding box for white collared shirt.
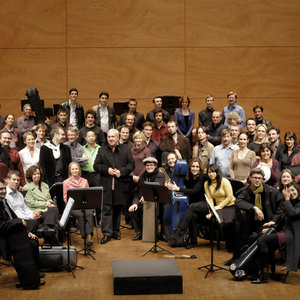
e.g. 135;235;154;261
69;100;77;126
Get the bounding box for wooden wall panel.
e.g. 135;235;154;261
67;0;185;47
0;0;66;48
0;49;67;99
186;47;300;98
67;48;185;98
186;0;300;46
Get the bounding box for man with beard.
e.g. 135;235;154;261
268;125;283;161
253;105;272;128
93;129;135;244
151;109;168;144
159;121;191;167
117;112;138;142
146;97;170;125
119;98;145;130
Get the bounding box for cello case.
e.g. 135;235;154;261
229;228;274;280
163;159;189;240
26;87;46;124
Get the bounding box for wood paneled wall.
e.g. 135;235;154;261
0;0;299;137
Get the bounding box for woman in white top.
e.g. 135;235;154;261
19;131;40;173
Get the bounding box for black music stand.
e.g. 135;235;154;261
58;197;83;278
198;195;229;278
67;187;103;260
139;183;174;257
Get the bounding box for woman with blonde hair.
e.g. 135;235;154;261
63;162;94;248
248;124;269;155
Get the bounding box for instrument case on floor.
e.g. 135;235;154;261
39;245;77;271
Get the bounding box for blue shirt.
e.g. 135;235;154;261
210;144;239;177
222;103;246;128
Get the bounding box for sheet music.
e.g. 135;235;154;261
204;194;222;224
59;197;75;228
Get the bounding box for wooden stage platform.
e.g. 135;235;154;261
1;219;299;300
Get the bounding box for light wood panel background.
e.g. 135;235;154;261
0;0;299;138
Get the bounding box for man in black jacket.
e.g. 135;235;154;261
232;168;283;264
94;129;135;244
60;88;85;129
0;179;42;289
39;127;72;188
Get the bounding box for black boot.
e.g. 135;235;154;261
251;268;270;284
168;230;185;247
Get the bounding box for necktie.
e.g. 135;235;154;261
1;199;13;219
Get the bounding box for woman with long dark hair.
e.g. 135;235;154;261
168;164;235;254
278;131;300;171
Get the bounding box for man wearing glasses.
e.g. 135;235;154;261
231;168;283;264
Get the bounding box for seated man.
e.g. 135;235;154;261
128;157;164;240
6;170;60;245
234;168;283;263
159;121;192;166
0;178;43;289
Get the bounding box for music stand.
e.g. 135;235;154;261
139;183;174;257
198;195;229;278
67;187;103;260
58;197;83;278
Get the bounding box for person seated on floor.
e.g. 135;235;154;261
128;157;165;241
251;181;300;284
168;164;236;257
0;179;44;289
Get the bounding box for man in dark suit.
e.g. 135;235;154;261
93;129;135;244
0;179;42;289
39;127;72;188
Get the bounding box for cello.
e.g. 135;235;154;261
160;159;189;240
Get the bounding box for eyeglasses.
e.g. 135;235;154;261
252;177;263;180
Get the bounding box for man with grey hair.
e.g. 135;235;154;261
17;103;37;138
94;129;135;244
64;126;88;168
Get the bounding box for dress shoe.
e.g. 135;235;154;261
132;233;142;241
251;276;269;284
86;235;94;249
185;242;197;249
16;280;46;289
158;233;168;242
112;233;121;240
100;235;111;244
224;256;235;266
40;273;46;279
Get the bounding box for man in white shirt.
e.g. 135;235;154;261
92;91;117;135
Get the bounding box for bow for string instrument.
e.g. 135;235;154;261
159;160;189;241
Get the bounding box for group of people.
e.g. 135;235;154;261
0;89;299;288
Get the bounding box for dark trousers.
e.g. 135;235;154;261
101;192;123;236
129;204;143;233
71;209;94;238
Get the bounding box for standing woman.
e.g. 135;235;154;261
19;132;40;173
192;126;214;173
229;132;256;184
63;162;94;248
130;131;151;184
248;124;269;155
252;143;280;187
174;96;195;141
1;114;19;150
278;131;300;171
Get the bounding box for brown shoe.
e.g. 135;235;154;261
86;235;93;249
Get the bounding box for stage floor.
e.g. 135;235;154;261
1;219;299;299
